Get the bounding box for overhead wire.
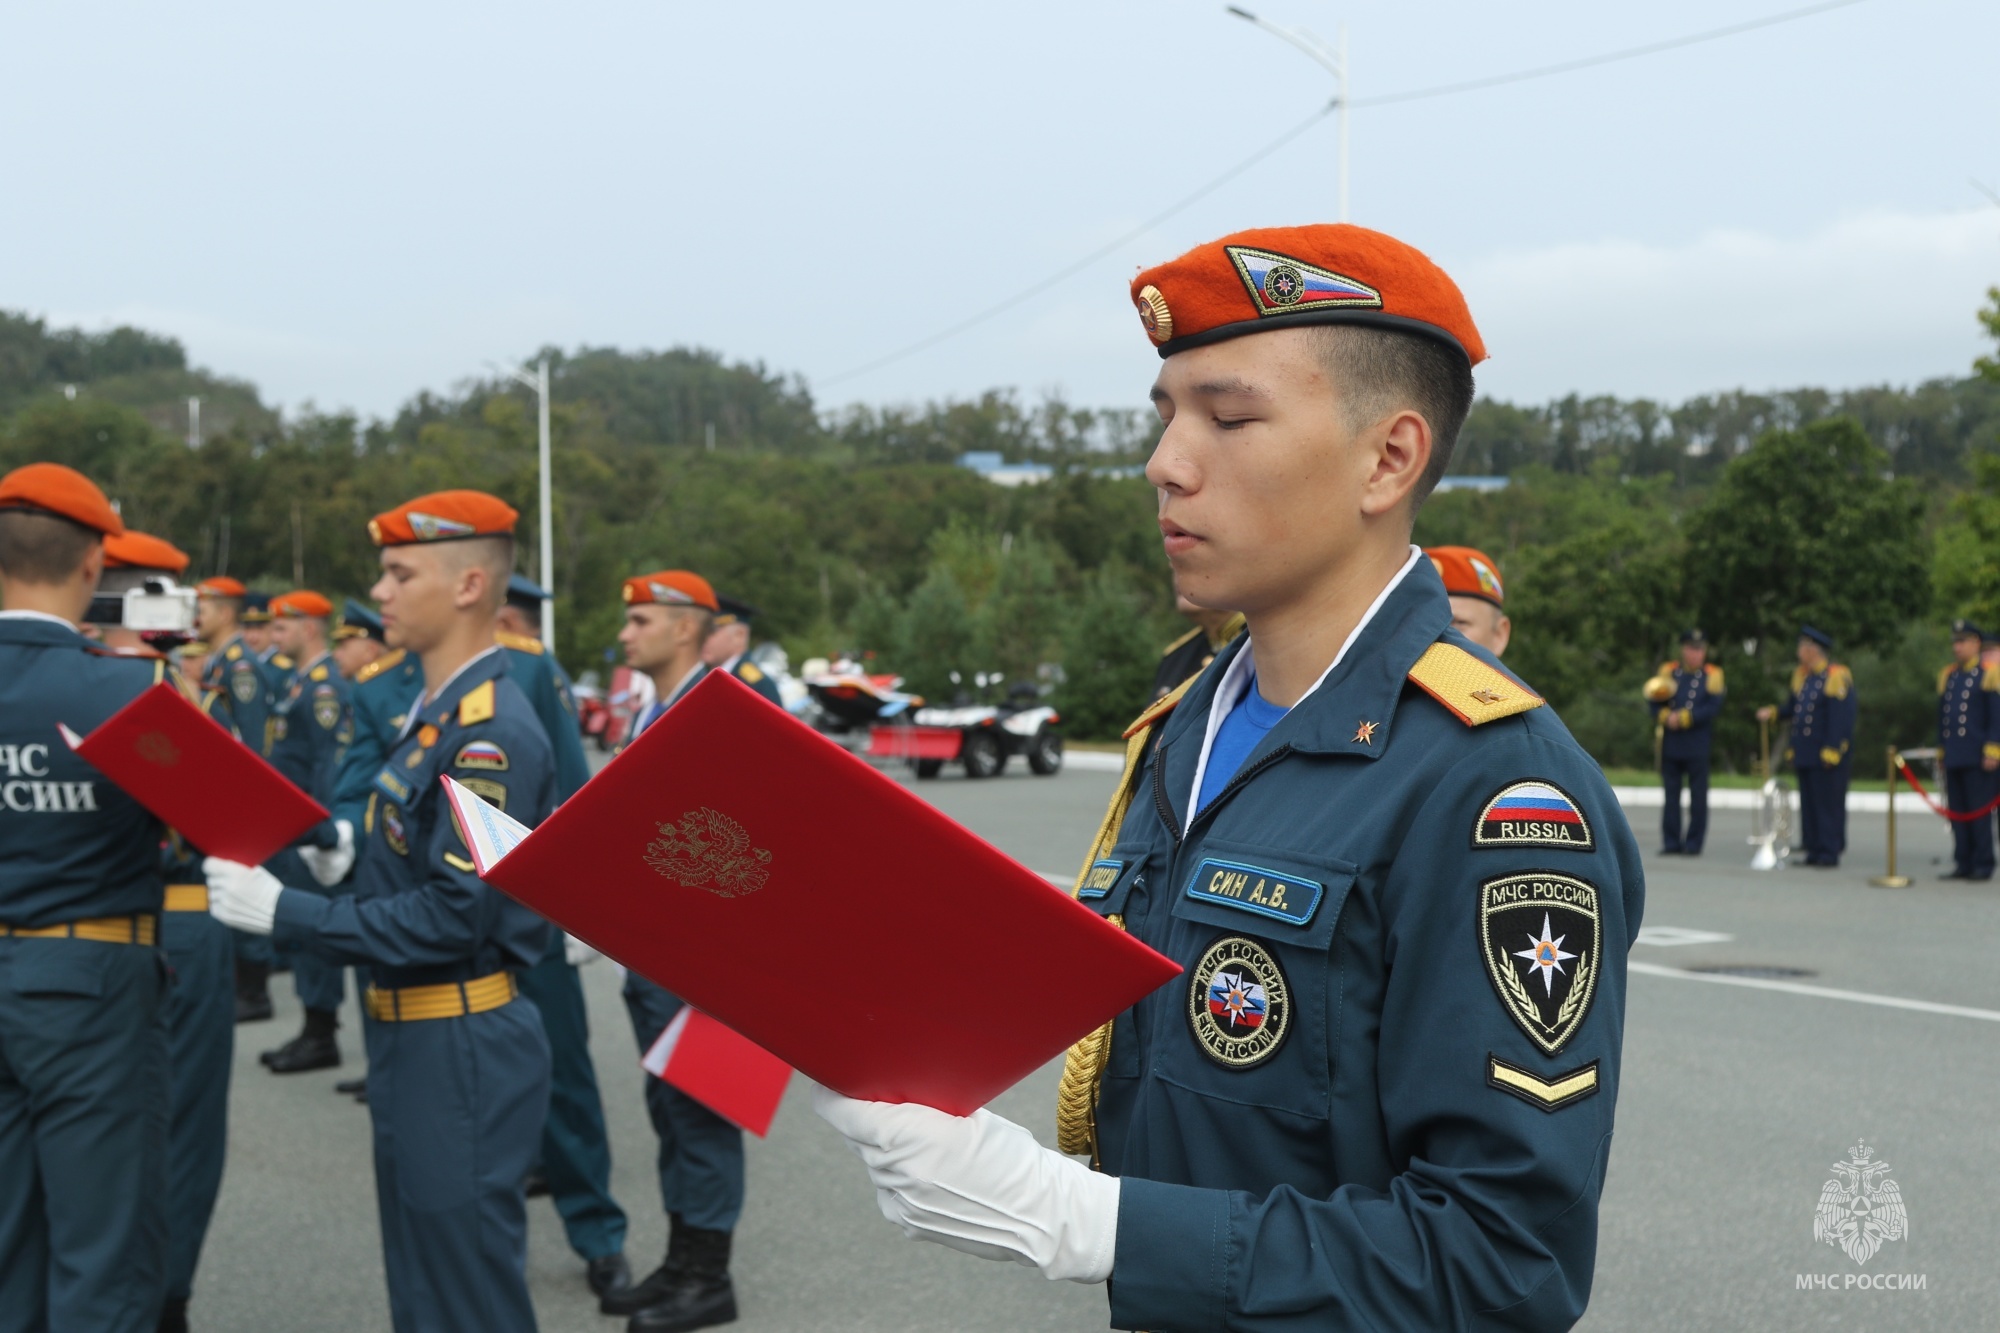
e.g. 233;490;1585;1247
821;0;1871;389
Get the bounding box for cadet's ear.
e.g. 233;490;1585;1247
1357;408;1432;521
80;540;106;590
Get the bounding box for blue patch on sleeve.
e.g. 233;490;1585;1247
372;766;413;805
1183;858;1323;927
1077;858;1124;900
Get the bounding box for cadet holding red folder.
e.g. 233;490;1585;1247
811;226;1644;1331
204;491;555;1333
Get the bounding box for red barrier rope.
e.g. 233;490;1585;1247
1892;758;2000;823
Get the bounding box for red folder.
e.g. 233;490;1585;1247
61;681;329;866
445;671;1181;1115
642;1007;791;1137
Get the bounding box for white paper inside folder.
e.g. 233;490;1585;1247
640;1006;692;1080
440;774;532;876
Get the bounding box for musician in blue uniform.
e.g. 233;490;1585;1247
813;225;1643;1331
259;590;355;1074
0;464;172;1333
700;594;783;708
1758;625;1855;868
1936;619;2000;880
602;569;743;1333
311;575;632;1296
1643;629;1725;856
207;490;555;1333
195;575;285;1021
99;528;237;1333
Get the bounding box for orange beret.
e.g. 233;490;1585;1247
197;576;247;598
103;530;190;573
0;462;124;536
273;590;334;619
1427;546;1505;607
622;570;718;612
1131;223;1484;365
368;490;518;546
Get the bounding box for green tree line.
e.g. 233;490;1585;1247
5;305;1999;752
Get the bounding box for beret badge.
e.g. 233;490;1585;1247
1226;245;1382;319
1135;284;1173;345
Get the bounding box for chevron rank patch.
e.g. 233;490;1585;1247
1226;245;1383;318
1479;873;1601;1056
454;741;509;771
1487;1055;1599;1112
1475;780;1593;851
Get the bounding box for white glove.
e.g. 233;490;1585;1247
563;932;602;967
810;1083;1119;1283
202;857;285;935
297;820;355;888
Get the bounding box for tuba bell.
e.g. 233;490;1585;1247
1748;713;1792;869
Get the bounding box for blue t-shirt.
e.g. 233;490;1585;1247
1196;675;1290;812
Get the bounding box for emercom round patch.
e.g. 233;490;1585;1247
1188;936;1291;1069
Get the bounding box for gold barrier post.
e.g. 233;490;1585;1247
1870;745;1911;888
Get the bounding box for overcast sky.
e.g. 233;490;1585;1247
3;0;1995;422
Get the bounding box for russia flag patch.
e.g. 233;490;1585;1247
1226;245;1384;317
1475;780;1594;851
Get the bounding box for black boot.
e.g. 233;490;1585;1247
157;1296;189;1333
265;1007;341;1073
235;960;273;1023
602;1215;685;1316
627;1225;736;1332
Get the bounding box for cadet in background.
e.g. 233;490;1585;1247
1425;544;1511;657
259;591;354;1074
100;528;235;1333
1758;625;1854;868
1644;629;1725;856
701;593;783;708
1936;619;1999;881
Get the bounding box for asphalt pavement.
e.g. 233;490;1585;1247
191;760;1999;1331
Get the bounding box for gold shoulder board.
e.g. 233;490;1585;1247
1704;664;1725;691
1825;665;1852;700
1406;642;1544;726
738;662;764;683
1939;664;1956;695
495;630;544;655
459;679;496;725
356;647;407;684
309;664;328;681
1158;626;1203;658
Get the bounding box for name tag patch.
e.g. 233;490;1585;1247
1474;780;1593;851
1184;858;1322;927
373;766;412;804
1078;859;1122;900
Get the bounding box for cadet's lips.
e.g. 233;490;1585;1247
1159;517;1201;557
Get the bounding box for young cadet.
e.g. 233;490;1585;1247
1934;619;1999;880
1643;629;1725;856
259;590;355;1074
101;529;237;1333
196;575;283;1021
699;594;783;708
205;491;556;1333
307;574;633;1293
0;464;172;1332
1152;595;1245;703
1427;544;1511;657
1757;625;1854;868
604;570;742;1333
813;225;1644;1331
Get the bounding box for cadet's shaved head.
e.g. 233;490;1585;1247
437;536;515;615
1305;325;1474;511
0;510;101;585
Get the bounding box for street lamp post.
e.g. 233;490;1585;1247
1227;7;1349;223
499;357;557;647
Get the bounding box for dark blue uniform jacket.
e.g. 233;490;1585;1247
201;632;279;759
1087;565;1643;1332
331;640;588;835
1936;662;2000;770
0;615;165;925
1648;662;1723;762
1779;664;1855;769
274;649;552;986
268;650;351;846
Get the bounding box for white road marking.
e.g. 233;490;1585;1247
1630;961;2000;1023
1633;926;1734;947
